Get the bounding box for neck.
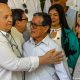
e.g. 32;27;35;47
33;33;47;45
0;29;11;33
51;25;61;29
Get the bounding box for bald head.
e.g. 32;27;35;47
0;3;12;32
0;3;10;11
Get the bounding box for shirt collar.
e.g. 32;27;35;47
29;34;50;46
0;30;7;36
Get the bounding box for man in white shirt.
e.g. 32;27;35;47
43;0;77;30
0;3;64;80
23;12;71;80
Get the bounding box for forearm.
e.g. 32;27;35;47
0;43;39;72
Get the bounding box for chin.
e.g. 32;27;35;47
31;35;37;39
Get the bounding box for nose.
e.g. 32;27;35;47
8;15;13;22
50;14;54;20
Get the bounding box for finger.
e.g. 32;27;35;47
56;52;64;58
49;49;55;53
56;57;63;62
53;58;62;64
54;61;61;64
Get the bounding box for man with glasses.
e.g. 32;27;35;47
23;12;70;80
11;9;28;57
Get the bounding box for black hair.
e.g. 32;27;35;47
12;9;24;26
0;0;8;4
33;12;52;33
48;4;70;29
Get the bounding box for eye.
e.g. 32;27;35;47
3;15;8;19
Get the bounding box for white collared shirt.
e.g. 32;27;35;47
23;35;70;80
0;30;39;80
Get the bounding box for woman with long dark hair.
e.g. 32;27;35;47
48;4;79;74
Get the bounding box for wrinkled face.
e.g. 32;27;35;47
0;4;12;32
16;13;28;33
30;16;49;40
77;13;80;26
49;9;60;27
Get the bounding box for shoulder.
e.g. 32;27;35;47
11;27;23;39
23;39;30;48
46;35;61;51
64;28;76;36
62;28;79;47
67;8;77;14
64;28;79;49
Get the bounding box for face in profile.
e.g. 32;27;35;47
16;13;28;33
30;15;49;40
0;3;12;32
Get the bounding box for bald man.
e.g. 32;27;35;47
0;3;64;80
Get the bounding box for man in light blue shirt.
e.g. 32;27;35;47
23;12;71;80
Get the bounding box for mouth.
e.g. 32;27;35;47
7;24;12;27
52;20;56;22
31;31;35;34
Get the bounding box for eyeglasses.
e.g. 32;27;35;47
21;18;28;21
30;21;45;29
22;3;28;13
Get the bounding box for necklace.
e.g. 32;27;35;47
50;28;61;33
0;31;23;57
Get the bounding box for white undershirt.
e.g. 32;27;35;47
50;28;62;47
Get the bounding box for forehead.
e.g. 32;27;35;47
0;4;12;16
32;16;43;24
49;8;58;14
